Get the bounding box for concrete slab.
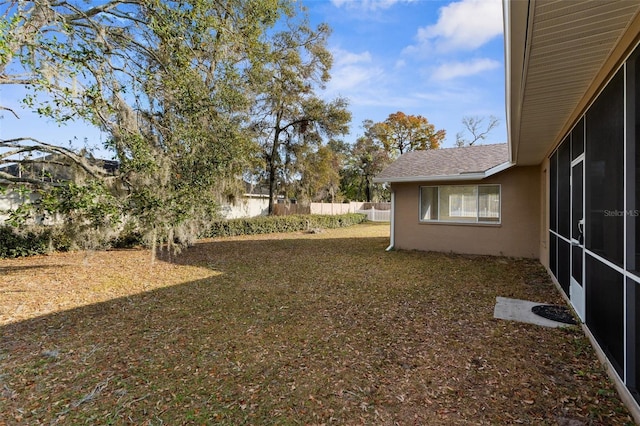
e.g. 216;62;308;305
493;296;573;328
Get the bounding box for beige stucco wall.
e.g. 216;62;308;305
539;158;550;267
391;166;541;258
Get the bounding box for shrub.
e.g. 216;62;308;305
0;226;50;258
112;230;144;248
207;213;367;238
0;214;368;258
0;225;76;259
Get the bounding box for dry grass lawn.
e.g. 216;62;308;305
0;223;635;425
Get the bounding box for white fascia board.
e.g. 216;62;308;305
503;0;514;163
503;0;532;166
485;161;515;177
373;162;514;184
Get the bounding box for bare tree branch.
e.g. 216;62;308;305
458;115;500;146
1;138;113;179
0;106;20;119
0;173;65;187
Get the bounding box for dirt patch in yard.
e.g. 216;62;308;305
0;223;634;425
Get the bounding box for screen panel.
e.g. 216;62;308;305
572;244;583;286
558;238;570;296
550;152;558;232
558;138;571;239
571;117;585;160
635;282;639;402
634;47;640;271
572;162;584;242
549;232;557;278
586;255;624;376
586;69;625;267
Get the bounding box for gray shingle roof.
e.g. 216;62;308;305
374;143;510;183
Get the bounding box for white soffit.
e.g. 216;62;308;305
508;0;640;166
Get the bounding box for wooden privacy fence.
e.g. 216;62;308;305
274;201;391;222
273;204;311;216
310;202;362;215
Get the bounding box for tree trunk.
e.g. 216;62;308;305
267;127;282;215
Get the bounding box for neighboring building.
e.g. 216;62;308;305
375;0;640;417
0;154;119;184
0;154;119;224
374;143;540;258
219;181;270;219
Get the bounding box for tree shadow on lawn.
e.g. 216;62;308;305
0;264;69;274
0;236;634;425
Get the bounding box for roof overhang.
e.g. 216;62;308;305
373;161;514;184
505;0;640;166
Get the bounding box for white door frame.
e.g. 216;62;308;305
570;155;585;321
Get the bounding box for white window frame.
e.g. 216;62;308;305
419;184;501;224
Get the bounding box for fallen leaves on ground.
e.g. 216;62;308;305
0;223;634;425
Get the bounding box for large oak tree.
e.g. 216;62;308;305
0;0;308;250
249;18;351;214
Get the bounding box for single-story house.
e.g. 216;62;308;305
374;143;539;258
374;0;640;417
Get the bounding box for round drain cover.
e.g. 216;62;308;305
531;305;577;325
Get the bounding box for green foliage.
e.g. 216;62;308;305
207;214;367;238
2;0;304;255
298;144;342;203
112;230;144;249
0;226;71;258
338;113;444;202
340;127;391;202
0;220;145;258
0;213;367;258
0;227;48;258
250;10;351;214
44;181;121;227
4;180;123;251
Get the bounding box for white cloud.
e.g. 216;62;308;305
411;0;502;53
329;64;383;92
326;48;384;94
431;58;500;80
334;49;372;67
331;0;416;12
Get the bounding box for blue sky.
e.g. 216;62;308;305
310;0;506;147
0;0;505;157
